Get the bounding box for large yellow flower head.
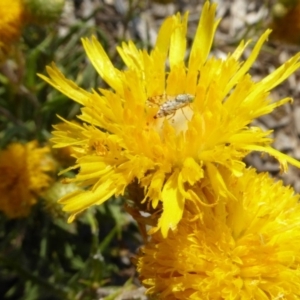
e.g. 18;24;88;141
0;0;24;56
41;1;300;237
0;141;55;218
137;167;300;299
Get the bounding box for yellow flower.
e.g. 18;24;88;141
271;0;300;44
40;1;300;237
137;167;300;299
42;182;80;218
23;0;65;25
0;0;25;58
0;141;55;218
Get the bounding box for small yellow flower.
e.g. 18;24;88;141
271;0;300;44
137;167;300;299
42;181;80;218
0;0;25;58
41;1;300;237
23;0;65;25
0;141;55;218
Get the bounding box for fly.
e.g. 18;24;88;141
147;94;194;119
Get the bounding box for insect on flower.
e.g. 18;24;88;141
147;94;195;119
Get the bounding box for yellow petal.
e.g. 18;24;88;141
38;63;91;105
158;171;185;238
154;15;174;59
60;179;116;222
82;36;124;95
225;30;272;95
181;157;204;185
189;1;220;70
169;12;188;69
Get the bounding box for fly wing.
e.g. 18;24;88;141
174;94;194;103
146;94;168;107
